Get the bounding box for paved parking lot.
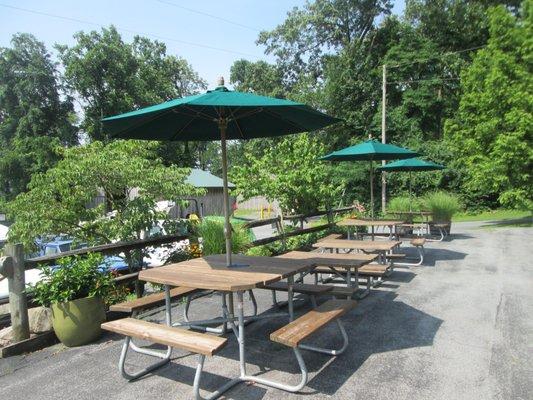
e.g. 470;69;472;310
0;220;531;400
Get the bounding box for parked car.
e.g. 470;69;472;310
40;238;131;273
142;220;191;267
0;238;133;301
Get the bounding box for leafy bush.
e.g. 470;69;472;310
231;134;342;215
30;253;123;307
246;245;273;256
245;226;339;257
6;140;203;250
195;218;251;256
387;196;419;212
421;191;461;222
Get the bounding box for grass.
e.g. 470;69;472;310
197;218;252;255
233;208;263;219
453;209;532;222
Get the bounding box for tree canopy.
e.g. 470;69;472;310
0;33;77;200
2;0;531;236
57;26;206;142
231;134;342;214
444;2;532;209
7;140;203;249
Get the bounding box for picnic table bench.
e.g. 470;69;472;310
110;286;201;315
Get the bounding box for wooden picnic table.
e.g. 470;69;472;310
276;250;376;268
276;250;378;296
140;254;314;292
312;238;401;264
389;211;433;219
338;218;404;240
139;254;319;397
388;211;434;236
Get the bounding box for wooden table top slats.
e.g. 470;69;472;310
139;255;317;292
276;250;377;269
338;218;405;227
312;239;401;251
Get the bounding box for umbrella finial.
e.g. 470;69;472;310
217;76;225;86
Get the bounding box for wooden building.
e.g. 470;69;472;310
170;169;236;218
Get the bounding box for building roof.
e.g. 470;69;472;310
186;169;235;188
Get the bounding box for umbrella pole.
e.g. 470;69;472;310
409;170;412;212
370;160;374;219
219;120;232;267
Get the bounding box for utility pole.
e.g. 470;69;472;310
381;64;387;215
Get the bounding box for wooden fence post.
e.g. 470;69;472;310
276;216;287;251
4;244;30;341
327;208;334;225
135;250;145;298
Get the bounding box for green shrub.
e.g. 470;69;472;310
245;226;338;257
388;196;420;212
421;191;461;222
196;218;251;255
246;245;273;256
30;253;122;307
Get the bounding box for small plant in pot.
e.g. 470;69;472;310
30;253;117;347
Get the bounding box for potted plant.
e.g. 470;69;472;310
30;253;117;347
421;191;461;234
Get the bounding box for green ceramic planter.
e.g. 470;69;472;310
51;296;106;347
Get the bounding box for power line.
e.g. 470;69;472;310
387;77;461;85
0;3;259;58
154;0;261;32
387;45;486;68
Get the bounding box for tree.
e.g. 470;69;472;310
444;1;533;209
405;0;522;52
257;0;392;87
230;59;286;98
0;33;77;200
6;140;204;249
231;134;342;214
57;26;206;143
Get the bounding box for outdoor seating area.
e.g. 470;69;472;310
2;220;530;400
0;2;531;400
81;214;462;399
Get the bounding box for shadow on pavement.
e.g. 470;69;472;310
151;291;443;398
480;216;532;228
422;248;468;267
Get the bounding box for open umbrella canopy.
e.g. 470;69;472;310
102;85;340;140
321;139;418;219
377;158;445;212
321;139;418;161
102;80;340;266
377;158;445;172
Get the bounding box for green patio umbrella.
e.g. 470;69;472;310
321;139;418;218
377;158;445;211
102;78;340;266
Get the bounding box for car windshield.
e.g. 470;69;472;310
59;243;71;253
44;243;72;255
149;226;163;236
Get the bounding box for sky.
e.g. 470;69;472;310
0;0;405;89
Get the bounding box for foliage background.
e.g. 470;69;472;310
1;0;531;234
